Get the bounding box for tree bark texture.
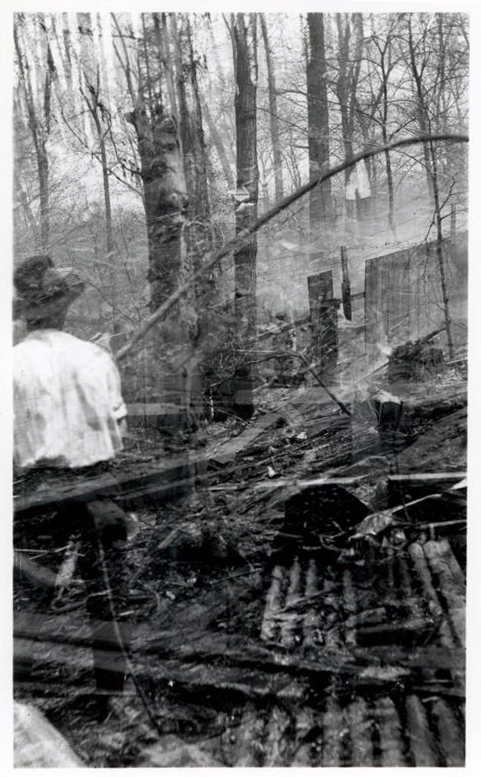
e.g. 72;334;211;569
14;15;53;253
77;12;118;332
233;13;258;341
127;104;188;315
260;15;284;202
307;13;331;227
407;16;435;203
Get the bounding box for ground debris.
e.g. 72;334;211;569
139;734;223;767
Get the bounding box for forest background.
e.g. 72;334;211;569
8;6;471;416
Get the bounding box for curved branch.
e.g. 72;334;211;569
116;132;468;362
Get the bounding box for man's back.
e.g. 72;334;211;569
14;330;126;470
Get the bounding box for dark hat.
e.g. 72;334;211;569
13;255;85;321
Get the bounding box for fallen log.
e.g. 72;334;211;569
320;696;344;766
431;698;465;766
405;694;439;766
433;537;465;590
260;564;285;643
376;696;404;767
407;542;454;647
303;559;322;648
347;696;374;766
280;558;302;649
356;617;439;647
342;569;358;648
423;540;465;645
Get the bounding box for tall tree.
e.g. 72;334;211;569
404;12;468;358
260;14;284;203
77;12;118;331
367;14;400;236
114;15;188;321
14;13;56;252
232;13;259;415
306;13;331;228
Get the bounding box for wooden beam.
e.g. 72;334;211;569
13;454;204;517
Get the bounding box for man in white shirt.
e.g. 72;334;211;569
13;255;130;707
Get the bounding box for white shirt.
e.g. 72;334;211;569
14;330;127;470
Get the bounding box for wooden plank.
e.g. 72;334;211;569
364;257;379;358
14;454;201;516
210;413;282;465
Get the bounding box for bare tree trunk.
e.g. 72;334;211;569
260;14;283;202
307;13;331;227
126;106;188;315
77;12;118;332
232;13;258;418
405;15;454;358
379;37;397;239
203;101;235;190
430;141;455;360
335;14;354;175
14;15;53;253
169;13;212;415
407;16;435;203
